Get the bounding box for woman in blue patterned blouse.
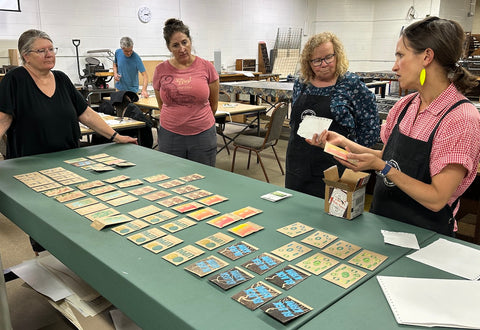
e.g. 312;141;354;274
285;32;380;198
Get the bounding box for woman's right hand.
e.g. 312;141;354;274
306;130;345;149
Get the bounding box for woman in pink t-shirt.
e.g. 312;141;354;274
153;18;219;166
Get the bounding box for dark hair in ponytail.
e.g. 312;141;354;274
163;18;191;48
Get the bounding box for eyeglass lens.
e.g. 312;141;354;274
311;54;335;66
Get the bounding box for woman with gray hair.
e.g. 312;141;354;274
285;31;379;198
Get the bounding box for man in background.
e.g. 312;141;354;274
113;36;149;98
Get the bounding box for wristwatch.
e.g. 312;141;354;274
376;161;393;178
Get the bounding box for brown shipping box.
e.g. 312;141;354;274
323;165;370;220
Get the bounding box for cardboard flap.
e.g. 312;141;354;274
323;165;339;182
340;169;370;189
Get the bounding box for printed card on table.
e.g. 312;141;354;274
85;208;120;222
271;241;312;261
301;230;338;249
87;153;109;160
54;191;87;203
182;190;212;199
143;210;177;224
157;196;188;208
208;267;254;290
111;220;149;236
143;174;170;183
74;202;109;216
89;165;115;172
162;245;205;266
76;180;105;190
295;253;339;276
242;253;284;275
70;160;97;167
97;190;127;201
232;206;262;219
115;161;136;168
107;195;138;206
186;207;220;221
32;182;62;192
87;185;117;196
198;195;228;206
195;232;235;251
321;240;361;260
91;214;133;231
347;249;388;271
260;191;292;202
128;186;157;196
64;157;89;164
277;222;314;237
322;264;367;289
178;173;205;182
158;179;184;189
265;265;310;290
127;228;168;245
261;296;313;324
184;255;229;277
171;201;203;213
43;186;74;197
171;185;199;194
142;235;183;254
206;213;242;229
128;205;162;218
95;156;119;164
117;179;143;188
104;175;130;184
231;281;281;310
228;221;264;238
102;158;126;166
160;218;197;233
64;197;98;210
218;241;258;261
142;190;171;201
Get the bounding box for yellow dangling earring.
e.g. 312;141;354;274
419;68;426;86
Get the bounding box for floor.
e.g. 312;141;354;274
0;121;289;330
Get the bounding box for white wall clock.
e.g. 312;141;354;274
138;6;152;23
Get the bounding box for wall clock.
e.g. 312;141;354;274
138;6;152;23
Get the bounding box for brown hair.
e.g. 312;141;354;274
299;32;349;83
163;18;191;48
402;16;478;93
18;29;52;65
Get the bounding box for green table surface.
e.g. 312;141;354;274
0;143;436;329
300;235;480;330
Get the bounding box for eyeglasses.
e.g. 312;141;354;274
310;53;336;67
28;47;58;56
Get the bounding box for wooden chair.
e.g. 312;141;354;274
230;102;288;183
216;91;231;154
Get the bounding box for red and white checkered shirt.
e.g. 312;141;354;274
381;83;480;207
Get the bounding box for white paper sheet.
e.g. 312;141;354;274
297;115;332;139
377;276;480;329
407;238;480;280
381;230;420;250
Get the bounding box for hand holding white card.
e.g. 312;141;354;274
297;115;333;139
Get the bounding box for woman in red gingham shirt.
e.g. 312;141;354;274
307;16;480;236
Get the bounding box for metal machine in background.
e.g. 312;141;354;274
72;39;114;89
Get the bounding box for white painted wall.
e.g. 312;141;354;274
0;0;476;84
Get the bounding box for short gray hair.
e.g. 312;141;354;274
18;29;53;64
120;36;133;49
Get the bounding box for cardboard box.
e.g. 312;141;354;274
323;166;370;220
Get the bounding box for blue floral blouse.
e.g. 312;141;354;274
292;71;380;147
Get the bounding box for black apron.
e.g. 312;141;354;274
370;96;468;236
285;91;349;198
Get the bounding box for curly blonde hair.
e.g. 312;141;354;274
299;32;349;83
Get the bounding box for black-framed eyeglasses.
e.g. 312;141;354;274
28;47;58;56
310;53;336;67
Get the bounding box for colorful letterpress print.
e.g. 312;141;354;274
277;222;314;238
186;207;220;221
111;220;149;235
171;201;203;213
208;267;254;290
97;190;127;201
162;245;205;266
171;185;199;194
295;253;339;276
260;190;292;202
115;161;136;167
86;185;117;196
301;230;338;249
195;232;235;251
206;213;242;229
178;173;205;182
64;197;99;210
270;242;312;261
143;174;170;183
197;195;228;206
64;157;89;164
89;164;115;172
85;208;120;222
107;195;138;206
218;241;258;261
32;182;63;192
127;228;168;245
184;255;229;277
54;191;87;203
156;196;188;208
87;153;109;160
160;218;197;233
347;249;388;271
322;240;361;260
128;205;162;218
128;186;157;196
158;179;184;189
182;190;212;199
228;222;264;238
265;265;310;290
231;206;263;219
231;281;281;310
103;175;130;184
322;264;367;289
43;186;74;197
74;203;109;216
142;190;171;201
142;235;183;254
142;210;177;224
116;179;143;188
76;180;105;190
261;296;313;324
91;214;133;231
242;253;284;275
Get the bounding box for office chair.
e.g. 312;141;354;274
230;102;288;183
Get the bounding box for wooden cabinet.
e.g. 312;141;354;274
235;59;256;71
